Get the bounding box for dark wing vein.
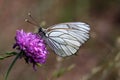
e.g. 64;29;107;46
44;22;90;57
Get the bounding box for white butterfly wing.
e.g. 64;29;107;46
44;22;90;57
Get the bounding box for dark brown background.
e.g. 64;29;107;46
0;0;120;80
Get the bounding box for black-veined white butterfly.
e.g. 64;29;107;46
26;14;90;57
38;22;90;57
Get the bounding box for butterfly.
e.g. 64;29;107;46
38;22;90;57
26;13;90;57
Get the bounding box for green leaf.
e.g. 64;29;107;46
5;52;17;55
5;52;21;80
0;56;4;60
0;52;17;60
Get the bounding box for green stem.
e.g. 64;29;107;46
5;52;21;80
0;54;15;60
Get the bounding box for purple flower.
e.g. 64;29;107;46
13;29;48;69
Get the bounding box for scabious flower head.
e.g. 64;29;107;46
13;29;48;69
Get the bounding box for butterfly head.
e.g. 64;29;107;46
38;27;46;38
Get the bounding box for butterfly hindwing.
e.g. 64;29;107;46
44;22;90;57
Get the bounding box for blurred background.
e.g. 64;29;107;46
0;0;120;80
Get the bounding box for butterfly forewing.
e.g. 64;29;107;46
43;22;90;57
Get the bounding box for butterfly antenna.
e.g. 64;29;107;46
27;12;42;28
25;19;40;27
